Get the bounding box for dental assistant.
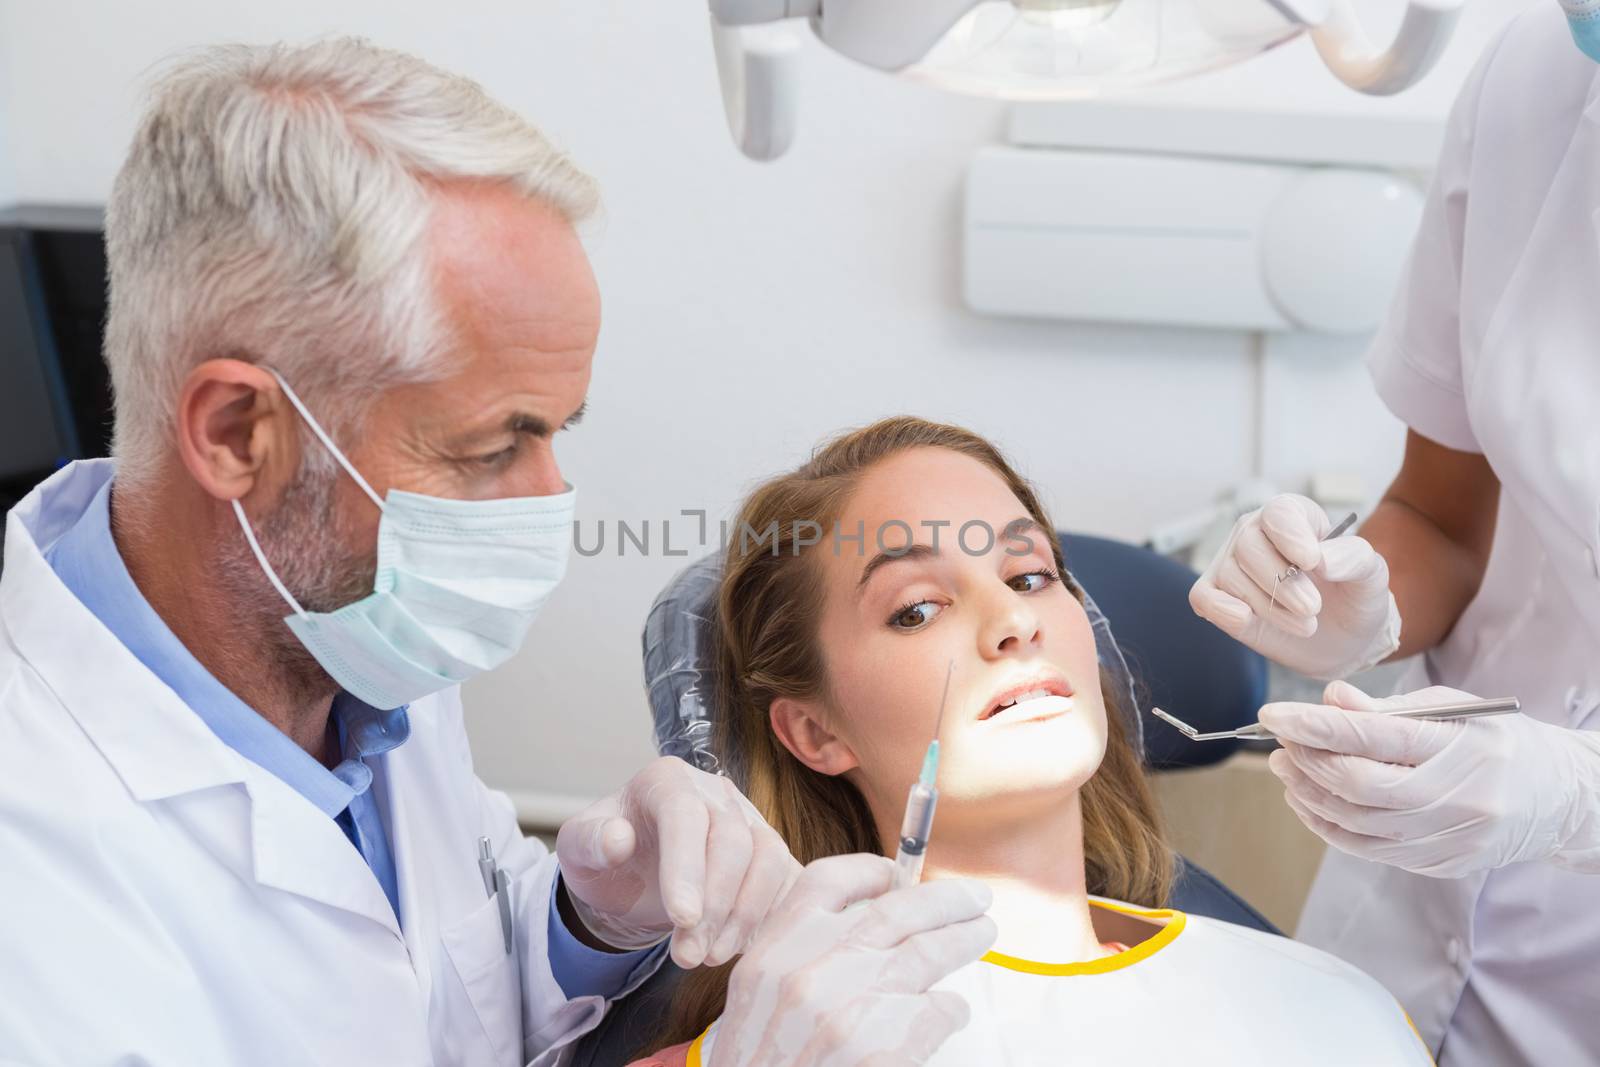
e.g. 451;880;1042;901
0;40;992;1067
1189;6;1600;1065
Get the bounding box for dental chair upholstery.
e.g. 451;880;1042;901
570;536;1277;1066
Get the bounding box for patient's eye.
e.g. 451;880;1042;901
1008;568;1061;594
888;600;941;631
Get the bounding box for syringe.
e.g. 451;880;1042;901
892;661;954;891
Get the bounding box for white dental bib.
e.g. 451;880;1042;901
690;899;1432;1065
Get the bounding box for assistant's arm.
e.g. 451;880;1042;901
1359;429;1499;659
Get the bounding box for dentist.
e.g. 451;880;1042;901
0;39;992;1067
1190;5;1600;1064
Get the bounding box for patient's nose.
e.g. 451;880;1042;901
977;586;1042;659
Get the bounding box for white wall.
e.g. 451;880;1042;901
0;43;14;207
0;129;11;205
0;0;1532;820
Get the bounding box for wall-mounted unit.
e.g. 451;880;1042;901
963;102;1435;333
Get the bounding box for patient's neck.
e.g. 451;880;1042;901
918;792;1105;964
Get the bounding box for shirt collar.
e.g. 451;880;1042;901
43;476;411;818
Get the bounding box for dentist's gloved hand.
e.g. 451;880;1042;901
1264;682;1600;878
557;756;801;967
1189;494;1401;680
709;855;996;1067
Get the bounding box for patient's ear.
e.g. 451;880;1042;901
770;697;859;776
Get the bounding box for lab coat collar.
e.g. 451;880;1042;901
1;461;401;938
370;747;435;997
247;766;402;940
3;460;247;802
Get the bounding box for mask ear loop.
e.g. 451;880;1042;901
231;498;309;618
264;367;387;514
227;366;388;620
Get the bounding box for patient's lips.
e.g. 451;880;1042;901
978;674;1074;724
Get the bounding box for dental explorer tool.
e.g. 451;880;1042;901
1270;512;1357;618
1151;697;1522;743
892;661;954;891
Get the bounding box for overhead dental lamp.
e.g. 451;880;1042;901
709;0;1463;159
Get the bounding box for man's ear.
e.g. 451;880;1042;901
770;696;859;776
174;359;297;504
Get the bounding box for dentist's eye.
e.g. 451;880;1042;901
1008;568;1061;594
471;442;520;469
888;600;942;631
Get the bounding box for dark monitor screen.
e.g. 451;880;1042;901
0;232;73;480
0;207;110;508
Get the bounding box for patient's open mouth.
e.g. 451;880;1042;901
979;676;1074;723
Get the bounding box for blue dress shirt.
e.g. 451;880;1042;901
45;475;654;1000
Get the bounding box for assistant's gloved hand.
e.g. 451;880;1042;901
557;756;800;967
1189;494;1401;680
709;855;996;1067
1264;682;1600;878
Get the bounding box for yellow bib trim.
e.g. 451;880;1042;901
981;899;1187;976
686;901;1186;1063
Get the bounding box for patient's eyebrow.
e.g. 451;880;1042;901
857;542;939;593
1001;517;1050;554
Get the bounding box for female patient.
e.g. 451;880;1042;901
637;417;1431;1066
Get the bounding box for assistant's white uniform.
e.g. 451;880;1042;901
0;461;656;1066
689;900;1432;1066
1296;8;1600;1065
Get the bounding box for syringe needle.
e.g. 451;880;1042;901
919;661;955;789
895;661;956;891
933;660;954;739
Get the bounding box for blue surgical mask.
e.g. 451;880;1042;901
1562;0;1600;62
232;369;575;710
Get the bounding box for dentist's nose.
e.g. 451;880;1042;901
525;447;567;497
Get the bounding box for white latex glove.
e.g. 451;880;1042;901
1264;682;1600;878
1189;494;1401;681
709;855;996;1067
557;756;801;967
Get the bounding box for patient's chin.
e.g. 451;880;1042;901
934;771;1097;836
938;713;1107;810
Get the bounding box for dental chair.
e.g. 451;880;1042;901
570;538;1275;1067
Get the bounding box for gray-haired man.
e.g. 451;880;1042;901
0;38;992;1067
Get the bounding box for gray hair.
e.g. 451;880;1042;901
104;37;600;489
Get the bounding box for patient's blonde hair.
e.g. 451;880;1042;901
654;416;1171;1051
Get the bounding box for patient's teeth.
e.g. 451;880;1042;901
987;687;1071;721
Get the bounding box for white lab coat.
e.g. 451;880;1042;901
1297;7;1600;1065
0;460;658;1067
690;900;1433;1065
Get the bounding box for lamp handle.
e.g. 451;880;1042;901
1310;0;1463;95
710;17;803;161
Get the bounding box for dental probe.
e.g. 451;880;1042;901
1152;697;1522;743
1270;512;1357;619
892;661;954;891
1280;512;1358;583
